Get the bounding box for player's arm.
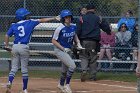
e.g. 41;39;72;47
39;15;60;23
52;39;64;51
52;26;65;51
4;27;13;47
4;34;9;47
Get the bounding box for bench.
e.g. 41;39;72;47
0;23;137;72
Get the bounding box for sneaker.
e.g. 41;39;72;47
81;71;87;82
134;57;137;61
23;89;28;93
126;57;130;61
64;84;72;93
57;84;66;93
89;74;97;81
19;89;28;93
109;63;113;69
6;83;11;93
112;57;119;60
130;64;135;71
89;76;97;81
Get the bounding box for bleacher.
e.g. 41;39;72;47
0;23;137;72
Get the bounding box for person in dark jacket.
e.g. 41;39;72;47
131;24;138;60
76;4;111;82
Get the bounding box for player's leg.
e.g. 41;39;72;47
64;57;75;93
20;45;29;93
6;46;20;93
60;63;67;86
57;63;67;92
54;48;76;93
56;51;76;84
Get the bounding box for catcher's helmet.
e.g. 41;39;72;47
60;10;73;23
15;8;30;20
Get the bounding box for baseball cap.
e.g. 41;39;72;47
86;4;95;10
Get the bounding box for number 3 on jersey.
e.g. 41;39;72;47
18;26;25;37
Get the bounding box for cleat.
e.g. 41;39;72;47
19;89;28;93
23;89;28;93
6;83;11;93
64;84;72;93
81;72;87;82
57;84;66;93
89;76;97;81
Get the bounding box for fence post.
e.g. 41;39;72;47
137;0;140;93
23;0;26;8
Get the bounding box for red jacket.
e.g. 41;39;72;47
100;31;115;47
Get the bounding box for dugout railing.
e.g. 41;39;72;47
0;23;137;72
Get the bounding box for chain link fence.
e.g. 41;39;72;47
0;0;138;72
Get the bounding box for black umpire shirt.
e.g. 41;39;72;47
76;11;111;42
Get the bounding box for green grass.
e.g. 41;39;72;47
97;72;137;82
0;31;14;44
0;70;137;82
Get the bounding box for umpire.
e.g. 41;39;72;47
76;4;111;82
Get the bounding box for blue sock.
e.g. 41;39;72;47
66;69;74;84
8;75;14;84
8;71;16;84
60;73;66;86
66;76;71;84
23;76;28;90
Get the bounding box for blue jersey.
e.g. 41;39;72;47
7;19;40;44
53;23;76;48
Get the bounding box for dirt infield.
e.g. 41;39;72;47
0;77;137;93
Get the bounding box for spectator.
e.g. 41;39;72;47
112;23;132;61
80;6;87;15
117;10;136;33
131;24;138;60
98;25;115;69
129;24;138;71
76;4;111;82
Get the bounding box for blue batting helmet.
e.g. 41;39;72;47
60;10;73;23
60;10;72;19
15;8;30;20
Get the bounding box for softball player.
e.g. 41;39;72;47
52;10;83;93
5;8;59;93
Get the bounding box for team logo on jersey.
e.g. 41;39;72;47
63;32;75;37
62;30;66;33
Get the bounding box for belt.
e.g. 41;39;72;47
14;42;28;45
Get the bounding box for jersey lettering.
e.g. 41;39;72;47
68;37;73;43
18;26;25;37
